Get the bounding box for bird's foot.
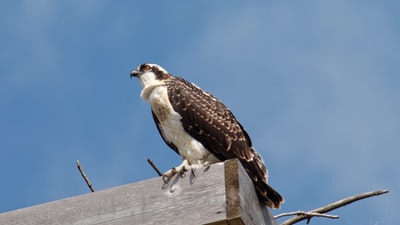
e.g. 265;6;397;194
162;160;190;182
162;160;207;182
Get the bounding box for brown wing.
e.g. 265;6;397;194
166;77;284;208
166;77;252;161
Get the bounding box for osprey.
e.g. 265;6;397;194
130;63;284;209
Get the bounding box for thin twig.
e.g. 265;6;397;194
275;210;338;221
147;158;163;176
279;189;389;225
76;160;95;192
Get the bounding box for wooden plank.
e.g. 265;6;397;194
223;159;277;225
0;159;277;225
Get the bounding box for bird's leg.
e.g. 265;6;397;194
162;159;191;182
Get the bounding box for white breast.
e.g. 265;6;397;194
146;85;219;165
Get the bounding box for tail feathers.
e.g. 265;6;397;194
240;147;284;209
255;182;284;209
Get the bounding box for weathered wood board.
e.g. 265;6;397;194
0;159;277;225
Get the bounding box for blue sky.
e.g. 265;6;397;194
1;1;399;224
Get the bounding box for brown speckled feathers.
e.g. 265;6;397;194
160;76;284;209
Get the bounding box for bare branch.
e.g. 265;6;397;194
279;189;389;225
76;160;95;192
147;158;163;177
275;211;338;220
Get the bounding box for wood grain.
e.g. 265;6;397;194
0;159;277;225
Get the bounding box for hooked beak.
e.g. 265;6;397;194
130;70;140;79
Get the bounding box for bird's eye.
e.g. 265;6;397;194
142;64;151;71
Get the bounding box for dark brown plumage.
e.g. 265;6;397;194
165;77;283;208
131;63;284;209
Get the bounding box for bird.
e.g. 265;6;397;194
130;63;284;209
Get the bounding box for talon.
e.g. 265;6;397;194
162;167;178;183
191;164;204;177
191;168;197;177
179;165;190;177
162;175;170;183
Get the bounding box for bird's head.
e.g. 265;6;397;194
130;63;171;88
